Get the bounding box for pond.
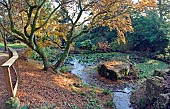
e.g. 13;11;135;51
70;58;135;109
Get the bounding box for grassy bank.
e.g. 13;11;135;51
68;52;169;78
0;43;26;49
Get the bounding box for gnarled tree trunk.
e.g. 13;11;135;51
3;36;7;51
55;40;71;69
35;46;49;71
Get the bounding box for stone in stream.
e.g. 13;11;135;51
97;60;136;81
130;75;170;109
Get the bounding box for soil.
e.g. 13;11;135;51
0;55;9;109
0;54;113;109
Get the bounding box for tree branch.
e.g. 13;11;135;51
0;22;24;42
71;28;90;42
35;4;61;31
24;5;37;37
0;1;7;7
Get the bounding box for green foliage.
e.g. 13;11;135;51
75;11;169;54
20;105;29;109
105;100;115;108
31;51;41;60
102;89;111;95
58;65;72;73
5;97;20;109
71;52;128;64
31;47;60;62
79;39;92;50
91;45;97;51
20;103;57;109
110;40;129;51
0;43;26;49
137;97;150;109
136;59;168;78
126;11;169;52
75;26;117;50
156;45;170;63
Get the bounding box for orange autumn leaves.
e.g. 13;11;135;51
91;0;156;44
1;0;156;47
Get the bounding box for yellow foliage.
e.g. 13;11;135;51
1;0;156;49
90;0;156;44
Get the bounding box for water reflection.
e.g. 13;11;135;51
70;58;133;109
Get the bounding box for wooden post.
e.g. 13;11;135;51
1;47;19;97
3;66;14;97
8;48;13;59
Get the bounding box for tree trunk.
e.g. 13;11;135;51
35;47;49;71
55;40;71;69
3;36;7;51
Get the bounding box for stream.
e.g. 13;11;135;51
70;58;134;109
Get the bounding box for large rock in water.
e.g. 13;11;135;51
153;93;170;109
130;71;170;109
97;60;131;80
146;76;167;100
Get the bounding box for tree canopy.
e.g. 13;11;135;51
0;0;157;70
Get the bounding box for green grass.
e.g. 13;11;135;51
136;59;168;78
105;100;115;108
102;89;111;95
69;52;128;64
69;52;169;79
0;43;26;49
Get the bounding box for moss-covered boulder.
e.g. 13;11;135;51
97;60;131;81
153;93;170;109
146;76;167;101
5;97;20;109
130;75;170;109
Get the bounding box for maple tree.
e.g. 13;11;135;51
0;0;64;70
0;27;8;51
0;0;157;70
53;0;157;69
0;4;8;51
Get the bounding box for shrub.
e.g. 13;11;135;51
156;45;170;63
96;42;112;52
102;89;111;95
126;11;169;53
79;39;92;49
137;97;150;109
110;39;129;52
5;97;20;109
105;100;115;108
58;66;72;73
